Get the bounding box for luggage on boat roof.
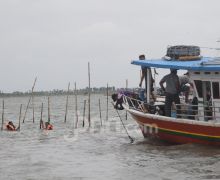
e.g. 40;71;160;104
166;45;201;61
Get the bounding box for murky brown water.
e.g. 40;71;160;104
0;95;220;180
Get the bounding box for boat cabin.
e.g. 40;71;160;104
189;68;220;121
126;56;220;122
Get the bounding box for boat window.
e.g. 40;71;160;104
204;72;210;74
194;72;200;74
212;82;220;99
215;72;219;74
194;80;203;98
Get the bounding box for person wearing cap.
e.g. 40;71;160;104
160;69;181;117
139;54;156;101
179;72;194;103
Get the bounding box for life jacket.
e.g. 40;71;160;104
6;124;16;131
46;124;53;130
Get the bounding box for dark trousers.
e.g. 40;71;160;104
165;93;180;117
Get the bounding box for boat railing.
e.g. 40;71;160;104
123;95;147;113
175;103;220;121
123;94;220;121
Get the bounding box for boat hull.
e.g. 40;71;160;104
128;110;220;146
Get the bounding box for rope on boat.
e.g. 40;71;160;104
111;102;134;143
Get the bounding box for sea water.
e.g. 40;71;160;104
0;95;220;180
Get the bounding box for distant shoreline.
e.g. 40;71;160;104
0;87;117;97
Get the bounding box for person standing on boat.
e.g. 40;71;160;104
138;54;156;101
159;69;181;117
179;72;194;103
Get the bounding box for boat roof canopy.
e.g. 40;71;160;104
131;57;220;71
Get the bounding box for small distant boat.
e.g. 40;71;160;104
123;46;220;146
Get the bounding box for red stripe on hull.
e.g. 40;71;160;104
142;130;220;146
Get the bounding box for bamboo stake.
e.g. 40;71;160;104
32;77;37;123
64;82;70;123
23;98;31;123
23;77;37;123
48;96;50;123
98;99;102;126
17;104;22;131
74;82;79;128
1;100;4;131
40;103;43;129
82;100;86;127
88;62;91;127
106;83;109;121
32;93;35;123
140;69;142;81
125;79;128;120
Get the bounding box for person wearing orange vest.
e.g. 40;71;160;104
6;121;16;131
44;122;53;130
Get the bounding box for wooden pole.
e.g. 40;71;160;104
140;70;142;81
125;79;128;120
23;97;31;123
64;82;70;123
146;68;151;104
98;99;102;126
23;77;37;123
153;68;156;88
74;82;79;128
40;103;43;129
32;77;37;123
88;62;91;127
17;104;22;131
48;96;50;123
32;92;35;123
1;100;4;131
106;83;109;121
82;100;86;127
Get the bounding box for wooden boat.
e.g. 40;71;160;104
123;55;220;146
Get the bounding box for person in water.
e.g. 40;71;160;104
40;120;53;130
44;122;53;130
6;121;17;131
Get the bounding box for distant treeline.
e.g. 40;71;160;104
0;87;118;97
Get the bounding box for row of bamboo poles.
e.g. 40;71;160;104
1;62;128;131
0;83;112;131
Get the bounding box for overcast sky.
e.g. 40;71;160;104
0;0;219;92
